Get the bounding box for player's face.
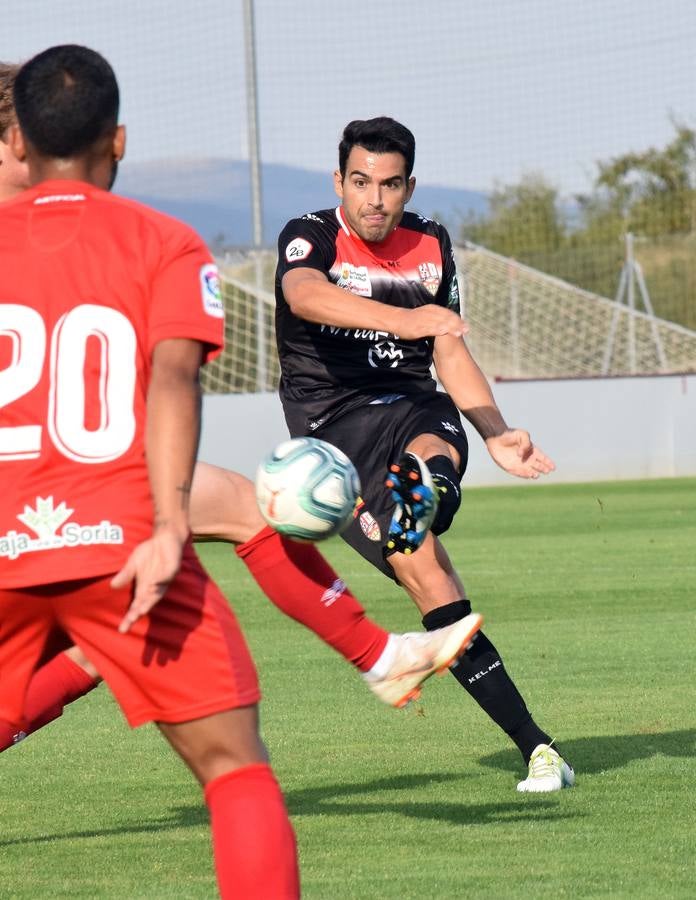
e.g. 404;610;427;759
334;146;415;243
0;129;30;201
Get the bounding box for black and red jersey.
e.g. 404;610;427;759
275;207;460;435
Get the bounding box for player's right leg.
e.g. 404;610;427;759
7;458;483;753
158;706;299;899
57;558;299;897
193;461;479;707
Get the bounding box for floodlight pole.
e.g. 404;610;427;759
243;0;263;249
242;0;267;389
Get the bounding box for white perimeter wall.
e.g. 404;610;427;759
198;374;696;486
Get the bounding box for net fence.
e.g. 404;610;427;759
201;244;696;394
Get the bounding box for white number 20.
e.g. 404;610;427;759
1;303;136;463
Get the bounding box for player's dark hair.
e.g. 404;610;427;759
0;62;21;137
338;117;416;179
13;45;119;158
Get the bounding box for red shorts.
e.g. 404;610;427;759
0;547;259;729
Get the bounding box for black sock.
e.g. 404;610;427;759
426;455;462;536
422;600;554;764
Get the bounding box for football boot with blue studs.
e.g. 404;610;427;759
384;452;438;556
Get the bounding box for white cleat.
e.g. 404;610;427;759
517;743;575;793
364;613;483;708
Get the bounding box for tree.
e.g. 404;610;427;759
460;173;565;258
577;121;696;237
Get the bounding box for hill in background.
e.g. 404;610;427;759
115;157;487;246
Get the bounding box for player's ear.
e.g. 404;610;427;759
333;168;344;200
113;124;126;162
406;175;416;202
8;124;27;162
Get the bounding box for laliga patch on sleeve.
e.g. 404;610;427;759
285;237;313;262
199;263;224;318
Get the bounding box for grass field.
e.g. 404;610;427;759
2;477;695;898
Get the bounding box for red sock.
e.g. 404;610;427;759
236;526;388;671
205;763;299;899
0;651;98;750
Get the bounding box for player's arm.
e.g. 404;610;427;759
113;337;204;631
432;333;555;479
282;267;467;340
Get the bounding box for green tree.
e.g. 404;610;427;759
461;173;565;257
577;121;696;237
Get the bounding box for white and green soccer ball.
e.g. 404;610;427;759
255;437;361;541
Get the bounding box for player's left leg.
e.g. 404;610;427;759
316;399;574;791
389;458;573;792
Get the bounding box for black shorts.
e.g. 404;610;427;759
313;392;468;579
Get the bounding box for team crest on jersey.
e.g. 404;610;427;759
336;262;372;297
285;237;313;262
0;496;124;561
418;262;441;296
359;510;381;541
200;263;224;318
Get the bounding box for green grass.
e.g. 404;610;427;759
2;478;695;898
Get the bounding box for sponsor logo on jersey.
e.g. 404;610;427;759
285;237;313;262
336;262;372;297
200;263;224;318
302;213;324;224
34;193;86;205
320;578;347;607
448;276;460;308
359;510;381;541
0;496;124;561
441;420;460;435
418;262;441;296
368;340;404;369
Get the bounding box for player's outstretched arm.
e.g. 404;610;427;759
433;334;555;480
282;267;467;339
113;338;205;632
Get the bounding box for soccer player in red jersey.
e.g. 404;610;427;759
0;59;481;752
0;45;301;897
274;117;575;792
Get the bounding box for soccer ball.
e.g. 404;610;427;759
255;437;361;541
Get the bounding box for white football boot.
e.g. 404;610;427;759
516;743;575;793
364;613;483;708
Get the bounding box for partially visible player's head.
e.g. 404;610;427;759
338;117;416;181
11;44;124;190
0;62;29;200
335;117;416;243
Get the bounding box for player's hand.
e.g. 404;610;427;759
485;429;556;479
401;305;469;340
111;526;187;633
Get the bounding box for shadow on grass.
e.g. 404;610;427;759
480;727;696;776
0;805;207;847
0;770;577;847
284;771;576;825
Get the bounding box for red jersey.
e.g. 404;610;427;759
0;180;224;588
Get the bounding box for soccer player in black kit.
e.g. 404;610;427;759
275;117;575;792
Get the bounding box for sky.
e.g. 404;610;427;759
3;0;696;197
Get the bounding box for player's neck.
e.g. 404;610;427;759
28;156;114;191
